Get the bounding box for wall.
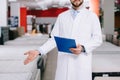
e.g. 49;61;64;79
27;8;68;24
20;7;27;32
0;0;7;26
10;2;20;26
102;0;114;34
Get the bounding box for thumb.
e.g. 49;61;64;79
24;51;30;55
77;44;81;48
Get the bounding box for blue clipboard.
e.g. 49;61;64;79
54;36;76;53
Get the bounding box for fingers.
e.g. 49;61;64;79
24;50;39;65
70;48;76;52
77;44;81;48
24;51;32;65
24;59;29;65
24;59;33;65
70;47;81;51
70;44;82;55
24;55;34;65
24;57;33;65
70;48;79;53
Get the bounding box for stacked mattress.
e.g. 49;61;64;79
0;34;49;80
92;41;120;80
4;34;48;46
94;77;120;80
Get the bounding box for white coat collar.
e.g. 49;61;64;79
70;4;85;19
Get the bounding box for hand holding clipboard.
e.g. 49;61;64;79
54;36;76;53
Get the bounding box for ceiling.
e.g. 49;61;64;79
8;0;120;12
8;0;90;10
9;0;71;10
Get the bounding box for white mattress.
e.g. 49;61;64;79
0;46;38;60
4;35;48;46
0;60;39;80
0;73;32;80
94;77;120;80
15;34;48;41
0;60;38;73
93;42;120;72
92;53;120;72
93;42;120;54
4;40;47;46
0;34;48;80
0;70;40;80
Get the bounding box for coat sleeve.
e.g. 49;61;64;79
83;13;103;54
37;16;60;55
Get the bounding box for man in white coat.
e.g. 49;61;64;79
24;0;102;80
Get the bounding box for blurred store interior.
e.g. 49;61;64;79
0;0;120;80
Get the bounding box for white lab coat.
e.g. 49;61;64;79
38;7;102;80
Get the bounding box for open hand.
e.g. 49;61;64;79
70;44;82;55
24;50;40;65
